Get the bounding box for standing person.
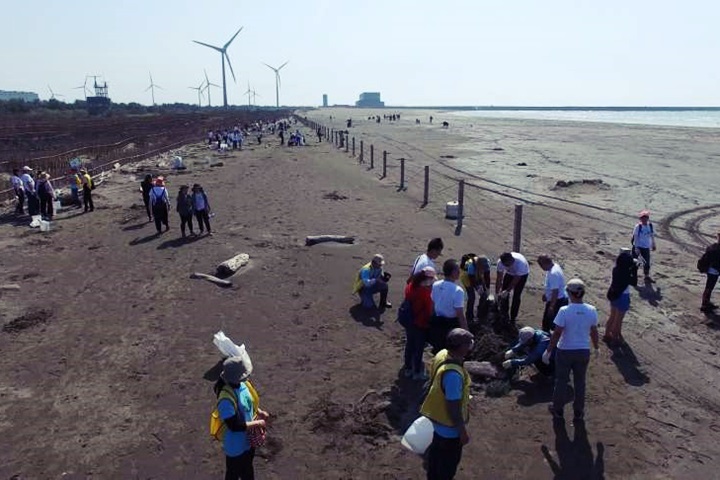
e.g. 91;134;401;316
420;328;474;480
149;177;170;234
10;169;24;215
699;233;720;311
459;254;491;323
176;185;195;238
604;249;635;344
140;174;153;222
37;173;55;220
214;355;270;480
402;266;436;380
544;278;599;423
430;259;468;354
68;169;82;208
352;254;392;310
537;255;568;333
191;184;213;236
408;237;444;281
20;166;39;217
495;252;531;322
632;210;656;281
79;168;94;212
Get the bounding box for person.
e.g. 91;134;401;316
502;326;554;377
632;210;656;281
79;168;94;213
495;252;530;322
353;254;392;310
140;174;153;222
149;177;170;234
430;259;468;354
10;169;24;215
214;355;270;480
191;184;213;235
420;328;474;480
604;249;635;344
459;254;491;323
176;185;195;238
316;127;322;142
700;233;720;311
37;173;55;221
544;278;599;422
408;237;444;281
69;169;82;208
20;166;39;217
402;266;436;380
537;255;568;333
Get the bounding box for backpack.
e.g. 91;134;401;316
631;223;653;247
397;298;414;328
698;252;711;274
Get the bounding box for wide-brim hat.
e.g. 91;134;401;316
221;354;253;385
566;278;586;294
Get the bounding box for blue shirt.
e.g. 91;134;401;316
432;370;463;438
360;266;383;288
218;383;254;457
510;330;551;367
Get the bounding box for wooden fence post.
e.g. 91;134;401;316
345;134;349;153
423;166;429;206
360;140;364;163
513;204;523;252
382;151;387;178
400;158;405;190
370;145;374;169
352;137;355;156
457;180;465;231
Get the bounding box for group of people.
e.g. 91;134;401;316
10;165;94;220
139;175;213;237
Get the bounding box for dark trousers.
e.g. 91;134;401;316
142;195;152;220
179;214;194;236
542;297;569;332
15;189;24;214
27;192;40;216
552;349;590;417
501;274;528;321
195;209;211;232
39;194;53;219
225;449;255;480
637;247;651;275
82;186;94;212
404;325;427;374
465;287;489;322
152;204;169;232
428;316;460;354
426;433;463;480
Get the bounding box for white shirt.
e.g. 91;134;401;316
431;280;465;318
497;252;530;276
554;303;598;350
411;254;437;276
544;263;567;300
20;173;35;193
10;175;22;189
633;223;654;248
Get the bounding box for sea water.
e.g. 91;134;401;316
450;109;720;129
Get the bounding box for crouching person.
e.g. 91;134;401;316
420;328;474;480
353;254;392;310
215;356;270;480
502;326;555;377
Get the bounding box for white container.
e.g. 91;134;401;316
53;200;62;213
445;201;459;219
401;416;433;455
39;220;51;232
29;215;42;228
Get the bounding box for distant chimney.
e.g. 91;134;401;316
322;94;328;107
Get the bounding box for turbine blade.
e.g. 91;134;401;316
225;53;237;82
193;40;223;53
223;26;243;49
145;85;152;92
278;60;289;70
262;62;277;72
204;68;210;83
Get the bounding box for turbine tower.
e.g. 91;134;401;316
203;69;221;107
146;72;162;106
73;76;91;100
47;85;64;101
262;61;288;108
193;27;243;108
189;81;205;107
243;82;252;107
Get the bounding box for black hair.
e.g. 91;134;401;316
500;252;514;264
443;259;458;277
427;238;444;252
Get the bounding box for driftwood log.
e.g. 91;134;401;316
216;253;250;277
190;272;233;287
305;235;355;246
464;361;501;380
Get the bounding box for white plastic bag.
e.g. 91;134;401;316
401;416;434;455
213;331;246;358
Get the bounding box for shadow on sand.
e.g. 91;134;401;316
541;420;605;479
348;304;386;330
129;233;161;246
635;278;662;306
515;375;554;407
608;341;649;386
157;235;204;250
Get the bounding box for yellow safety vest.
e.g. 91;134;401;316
209;380;260;441
352;263;372;294
420;350;471;427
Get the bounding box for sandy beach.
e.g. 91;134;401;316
1;109;720;478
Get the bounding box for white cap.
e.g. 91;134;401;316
519;326;535;344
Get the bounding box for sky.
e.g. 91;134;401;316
2;0;719;107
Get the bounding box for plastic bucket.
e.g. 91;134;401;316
401;416;433;455
39;220;51;232
29;215;42;228
445;201;459;219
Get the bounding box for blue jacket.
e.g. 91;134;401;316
510;330;551;367
360;265;384;288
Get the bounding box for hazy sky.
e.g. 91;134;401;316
2;0;719;106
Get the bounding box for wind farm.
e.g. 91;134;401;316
192;27;243;108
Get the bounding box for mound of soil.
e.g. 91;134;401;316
553;178;606;189
3;309;52;334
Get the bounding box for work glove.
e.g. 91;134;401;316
502;360;513;369
542;350;551;365
504;350;515;360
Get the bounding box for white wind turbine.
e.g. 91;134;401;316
73;76;91;100
189;80;205;107
146;72;162;106
203;69;221;107
47;85;64;101
262;61;289;108
193;27;243;108
243;82;252;106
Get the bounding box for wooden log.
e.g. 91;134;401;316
305;235;355;246
190;272;233;287
216;253;250;277
464;361;501;379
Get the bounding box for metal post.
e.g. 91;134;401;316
423;166;429;205
457;180;465;231
346;134;349;153
400;158;405;190
360;140;364;163
370;145;374;169
513;204;523;252
352;137;355;156
382;151;387;178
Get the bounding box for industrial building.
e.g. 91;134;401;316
322;94;328;107
355;92;384;107
0;90;39;102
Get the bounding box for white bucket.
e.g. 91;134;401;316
29;215;42;228
39;219;51;232
401;416;433;455
53;200;62;213
445;201;459;219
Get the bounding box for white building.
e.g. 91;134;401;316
0;90;39;102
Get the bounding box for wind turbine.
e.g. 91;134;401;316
262;60;288;108
203;69;221;107
146;72;162;106
189;81;205;107
252;88;261;106
192;27;243;108
243;82;252;107
47;85;64;101
73;76;91;100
